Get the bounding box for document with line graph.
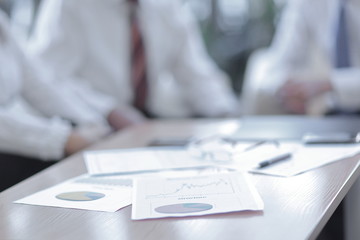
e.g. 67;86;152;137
131;172;264;220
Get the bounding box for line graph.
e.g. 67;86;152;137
146;176;235;199
132;172;264;220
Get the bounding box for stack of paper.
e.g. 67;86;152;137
15;142;360;218
14;147;265;218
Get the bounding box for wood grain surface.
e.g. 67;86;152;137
1;118;359;240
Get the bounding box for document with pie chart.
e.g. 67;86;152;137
131;172;264;220
14;174;132;212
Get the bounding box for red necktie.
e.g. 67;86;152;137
129;0;148;112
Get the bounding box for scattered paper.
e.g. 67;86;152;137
15;175;132;212
131;172;264;220
192;141;360;177
84;147;213;176
217;142;295;171
250;143;360;177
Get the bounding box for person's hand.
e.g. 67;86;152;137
64;132;91;156
107;105;147;131
277;79;332;114
74;123;112;143
64;124;111;156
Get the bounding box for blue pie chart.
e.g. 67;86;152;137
56;191;105;201
155;203;213;214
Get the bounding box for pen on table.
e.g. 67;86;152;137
257;152;292;169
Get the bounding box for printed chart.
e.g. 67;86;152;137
56;191;106;201
132;172;264;220
15;175;132;212
146;176;235;199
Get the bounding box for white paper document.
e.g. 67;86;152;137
250;143;360;177
131;172;264;220
15;175;132;212
218;143;295;171
84;147;213;176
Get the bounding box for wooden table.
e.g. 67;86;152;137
1;117;360;240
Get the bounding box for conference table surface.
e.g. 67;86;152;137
1;116;360;240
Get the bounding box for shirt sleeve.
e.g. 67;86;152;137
0;109;72;161
264;0;313;91
27;0;116;117
270;0;360;111
20;55;109;126
0;19;108;127
167;1;239;117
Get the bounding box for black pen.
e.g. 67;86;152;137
257;152;292;169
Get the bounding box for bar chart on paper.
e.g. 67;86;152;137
131;172;264;220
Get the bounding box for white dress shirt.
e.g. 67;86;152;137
269;0;360;110
0;12;105;160
243;0;360;114
28;0;239;118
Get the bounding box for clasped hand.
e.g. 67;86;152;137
276;78;332;114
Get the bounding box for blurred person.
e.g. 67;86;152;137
27;0;239;121
242;0;360;116
0;10;110;192
242;0;360;239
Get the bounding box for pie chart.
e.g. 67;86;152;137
56;191;105;201
155;203;213;214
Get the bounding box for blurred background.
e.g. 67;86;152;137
1;0;287;96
